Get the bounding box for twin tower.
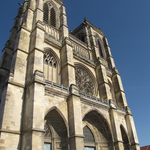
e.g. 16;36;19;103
0;0;140;150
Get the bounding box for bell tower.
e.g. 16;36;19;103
0;0;140;150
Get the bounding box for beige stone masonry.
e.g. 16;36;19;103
96;60;110;100
112;67;128;107
61;38;75;87
68;85;84;150
110;106;124;150
125;107;140;150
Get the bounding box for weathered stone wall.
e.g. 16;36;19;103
0;0;140;150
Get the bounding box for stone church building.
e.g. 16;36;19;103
0;0;140;150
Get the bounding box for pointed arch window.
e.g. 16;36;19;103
44;52;57;68
43;3;56;27
50;8;56;27
98;40;104;58
43;3;49;23
43;50;60;84
83;126;95;143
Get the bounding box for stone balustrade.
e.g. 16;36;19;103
69;35;93;61
44;23;60;40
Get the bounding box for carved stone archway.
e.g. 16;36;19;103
83;110;114;150
44;109;68;150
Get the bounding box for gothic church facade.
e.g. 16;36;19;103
0;0;140;150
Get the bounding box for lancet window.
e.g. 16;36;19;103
83;126;95;143
43;3;48;23
97;40;104;58
43;3;56;27
50;8;56;27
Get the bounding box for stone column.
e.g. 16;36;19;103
21;0;45;149
112;67;127;108
125;107;140;150
60;5;69;40
109;100;124;150
22;71;45;150
88;26;99;60
103;37;115;69
61;37;76;87
68;85;84;150
84;25;91;47
96;59;111;100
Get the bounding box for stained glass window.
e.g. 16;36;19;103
83;126;95;143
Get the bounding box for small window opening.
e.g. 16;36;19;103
50;8;56;27
49;61;52;66
53;63;56;68
98;40;104;57
45;59;48;64
80;35;85;42
43;3;49;24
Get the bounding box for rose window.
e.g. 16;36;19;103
75;67;94;96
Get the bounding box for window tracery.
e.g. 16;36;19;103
75;67;94;96
83;126;95;143
43;50;60;83
43;3;56;27
44;52;56;68
44;122;51;137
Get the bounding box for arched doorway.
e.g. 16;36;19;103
44;109;68;150
83;110;114;150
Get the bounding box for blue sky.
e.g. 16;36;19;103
0;0;150;147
